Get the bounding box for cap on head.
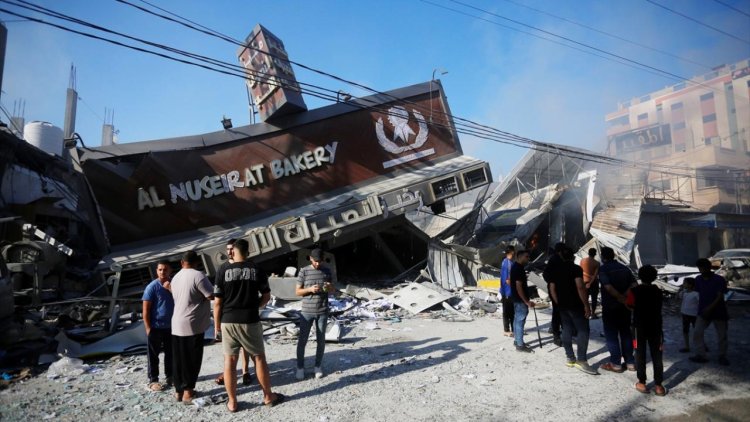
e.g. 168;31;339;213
309;248;324;261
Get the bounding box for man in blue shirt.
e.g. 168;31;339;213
500;246;515;337
142;260;175;391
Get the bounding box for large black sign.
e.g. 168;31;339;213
613;124;672;154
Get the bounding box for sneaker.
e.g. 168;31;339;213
515;344;535;353
718;356;730;366
295;368;305;381
314;367;323;379
565;359;575;368
689;355;709;364
574;361;599;375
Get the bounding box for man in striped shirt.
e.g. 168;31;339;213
295;248;334;380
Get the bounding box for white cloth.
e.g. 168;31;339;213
680;291;699;317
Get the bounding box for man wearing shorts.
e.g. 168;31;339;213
213;239;285;412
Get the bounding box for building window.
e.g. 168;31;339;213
700;92;714;102
703;114;717;123
650;178;672;192
670;102;683;110
638;113;648;124
673;121;686;130
696;167;735;192
608;115;629;127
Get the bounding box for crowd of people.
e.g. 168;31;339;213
498;244;732;396
141;242;334;412
139;238;731;409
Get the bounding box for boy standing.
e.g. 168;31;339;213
142;260;174;391
626;265;666;396
296;248;334;380
500;246;515;337
679;277;699;353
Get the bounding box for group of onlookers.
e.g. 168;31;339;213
141;241;333;412
499;244;731;396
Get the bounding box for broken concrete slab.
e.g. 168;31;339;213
387;282;452;314
342;284;384;301
55;321;147;358
268;276;300;300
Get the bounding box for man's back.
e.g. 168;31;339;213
580;257;599;283
695;273;728;320
599;261;634;307
555;262;584;310
215;261;270;324
171;268;212;336
629;284;662;330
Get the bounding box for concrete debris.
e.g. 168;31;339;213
342;284;384;301
387;282;452;314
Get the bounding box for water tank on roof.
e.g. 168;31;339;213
23;121;64;157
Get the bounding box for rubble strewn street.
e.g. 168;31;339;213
2;298;749;421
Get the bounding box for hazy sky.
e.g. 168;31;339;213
2;0;749;178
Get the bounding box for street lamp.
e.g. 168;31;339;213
430;68;448;121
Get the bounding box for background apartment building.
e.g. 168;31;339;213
605;59;750;265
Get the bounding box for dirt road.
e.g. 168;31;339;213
1;305;749;421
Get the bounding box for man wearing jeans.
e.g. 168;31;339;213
295;248;334;379
142;260;174;391
510;250;534;353
549;248;597;375
598;247;637;373
690;258;730;366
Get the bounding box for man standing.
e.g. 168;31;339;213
690;258;730;366
542;243;566;346
142;260;174;391
510;250;535;353
598;247;637;372
215;239;253;387
499;246;515;337
296;248;334;380
549;248;597;375
580;248;600;319
214;239;285;412
170;250;214;403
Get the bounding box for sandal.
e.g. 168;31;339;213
264;393;286;408
654;385;667;396
215;374;225;385
635;382;650;394
600;362;624;373
148;382;163;392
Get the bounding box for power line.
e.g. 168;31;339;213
498;0;713;70
441;0;745;88
2;2;746;184
711;0;750;18
645;0;750;45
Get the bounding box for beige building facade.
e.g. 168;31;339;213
605;59;750;264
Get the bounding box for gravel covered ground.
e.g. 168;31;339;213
2;303;749;421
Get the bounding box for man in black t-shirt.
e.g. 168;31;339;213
542;243;566;346
510;250;535;353
549;248;597;375
213;239;285;411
